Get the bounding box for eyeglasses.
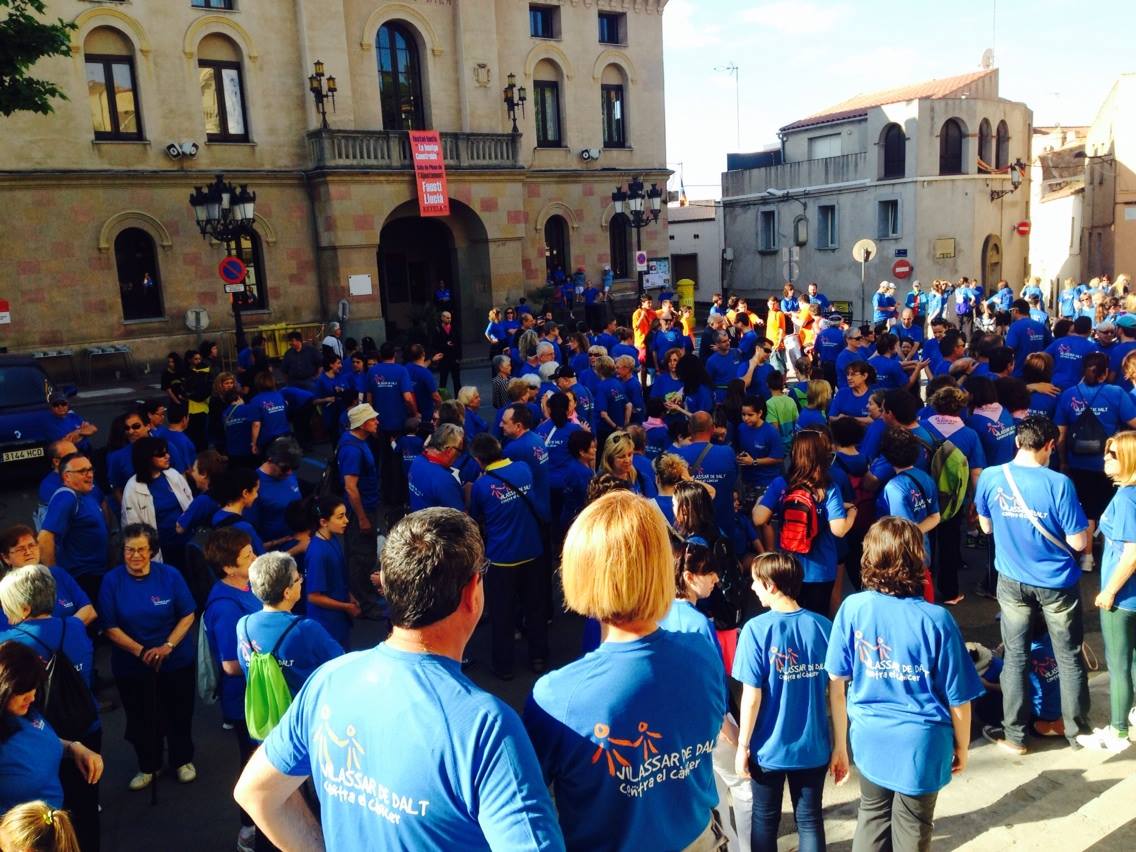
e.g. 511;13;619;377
62;467;94;476
762;347;773;354
290;574;303;586
126;422;146;431
124;546;150;556
50;401;68;408
152;450;170;458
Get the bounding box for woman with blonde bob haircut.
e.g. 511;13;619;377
599;431;640;494
525;490;730;850
826;517;983;852
1076;431;1136;751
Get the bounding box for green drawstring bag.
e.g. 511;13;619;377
243;618;301;741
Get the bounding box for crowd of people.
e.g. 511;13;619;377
1;269;1135;852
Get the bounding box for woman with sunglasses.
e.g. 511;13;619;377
121;436;192;567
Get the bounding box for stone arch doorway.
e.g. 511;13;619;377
981;234;1002;290
377;199;490;345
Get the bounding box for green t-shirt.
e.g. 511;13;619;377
765;394;799;452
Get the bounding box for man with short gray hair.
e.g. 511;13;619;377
236;509;564;852
407;424;466;512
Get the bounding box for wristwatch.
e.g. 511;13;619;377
164;641;175;650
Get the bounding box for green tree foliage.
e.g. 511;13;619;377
0;0;76;117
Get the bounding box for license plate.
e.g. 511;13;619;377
2;447;44;462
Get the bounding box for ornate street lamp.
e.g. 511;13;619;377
189;174;257;349
990;158;1027;202
308;60;337;130
502;72;527;134
612;178;663;296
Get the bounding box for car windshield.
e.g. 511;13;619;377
0;366;49;408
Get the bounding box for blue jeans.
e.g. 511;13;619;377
997;575;1089;745
744;762;826;852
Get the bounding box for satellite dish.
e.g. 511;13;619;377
184;307;210;332
981;48;994;69
852;239;877;263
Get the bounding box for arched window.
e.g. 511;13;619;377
601;64;627;148
939;118;964;175
995;120;1010;169
84;27;142;141
114;228;163;320
609;213;631;278
232;227;268;310
533;59;564;147
881;123;905;179
198;34;249;142
376;22;425;131
544;215;570;277
978;119;992;166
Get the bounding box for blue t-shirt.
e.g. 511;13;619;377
674;442;738;519
649;373;684;408
795;408;828;431
1045;336;1099;389
738;330;759;362
164;429;197;474
304;534;351;650
97;562;196;677
975;463;1088;589
503;431;550;520
366;362;413;431
829;387;870;420
252;470;302;542
872;293;896;324
146;474;183;543
535;421;583;489
264;645;564;851
596;377;629;430
739;361;774;401
736;422;785;487
630;455;658;498
1108;340;1136;390
896;324;925;350
1054;382;1136;471
780;296;799;313
1058;289;1077;318
683;385;715;416
705;351;741;398
1;616;94;690
921;418;988;471
835;348;866;388
204;581;261;721
41;488;108;578
1027;391;1058;420
252;392;291;449
223;402;258;459
988;287;1014;312
623;376;646;423
825;591;983;797
1099;486;1136;612
406;363;439;425
652;329;690;367
659;601;723;671
733;608;832;771
814;326;846;364
0;712;63;812
869;354;908;391
471;461;543;565
408;457;465;512
859;418;888;462
177;493;219;535
524;629;725;852
560;461;593;530
1005;318;1050;376
237;610;344;697
337;433;380;514
211;509;265;555
107;444;134;492
465;409;489;441
877;468;940;562
653;494;676;526
0;567;90;633
759;478;846;583
967;407;1019;467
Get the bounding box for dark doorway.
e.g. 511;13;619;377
671;253;699;286
544;215;570;279
981;234;1002;290
114;228;164;320
378;217;455;345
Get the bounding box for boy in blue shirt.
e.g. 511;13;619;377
734;552;835;852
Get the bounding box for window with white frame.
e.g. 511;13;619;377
877;199;900;239
758;209;778;252
817;204;838;249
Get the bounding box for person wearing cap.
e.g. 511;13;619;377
553;365;595;431
872;281;897;327
337;403;383;612
1006;299;1051;378
1108;313;1136;389
320;322;344;360
45;393;97;453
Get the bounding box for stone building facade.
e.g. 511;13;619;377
0;0;670;363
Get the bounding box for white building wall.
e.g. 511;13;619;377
668;207;723;300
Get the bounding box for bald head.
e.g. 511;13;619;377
49;440;78;470
688;411;713;439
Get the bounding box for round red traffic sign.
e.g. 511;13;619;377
218;256;247;285
1016;220;1031;236
892;259;913;279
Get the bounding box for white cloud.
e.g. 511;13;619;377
663;0;724;50
740;1;851;34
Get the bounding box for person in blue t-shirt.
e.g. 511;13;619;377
559;431;596;533
966;376;1019;466
470;434;547;678
1005;300;1051;377
1054;354;1136;561
249;373;291;457
780;283;799;315
98;523;197;791
615;356;646;423
303;497;359;652
407;424;466;513
753;430;856;616
985;280;1014;313
404;343;442;427
868;333;919;391
38;452;110;597
366;342;418;435
236;508;564;852
871;282;897;326
734;552;834;852
736;396;785;500
219;391;259;466
536;394;584;526
875;427;941;573
210;467;265;555
524;491;724;852
501;404;551;520
201;527;263;847
1045;317;1099;389
0;527;96;629
673;412;738;519
827;517;983;851
829;361;876;424
250;439;303;548
975;416;1091;752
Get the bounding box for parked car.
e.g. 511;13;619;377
0;356;74;470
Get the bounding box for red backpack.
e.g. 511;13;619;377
780;485;820;554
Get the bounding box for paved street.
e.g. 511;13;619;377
1;372;1132;850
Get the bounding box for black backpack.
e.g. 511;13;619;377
17;621;97;741
1069;387;1108;456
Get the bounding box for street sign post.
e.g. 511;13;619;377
892;259;913;279
635;250;648;272
1016;220;1032;236
852;239;878;325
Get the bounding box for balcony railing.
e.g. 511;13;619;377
307;129;522;170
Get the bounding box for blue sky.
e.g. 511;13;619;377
663;0;1136;199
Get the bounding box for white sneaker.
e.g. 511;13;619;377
237;825;256;852
128;772;154;791
1079;554;1095;573
176;762;197;783
1075;726;1130;753
1128;706;1136;729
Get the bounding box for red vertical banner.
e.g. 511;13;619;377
409;130;450;217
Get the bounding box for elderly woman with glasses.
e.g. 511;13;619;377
0;565;102;850
98;523;196;792
525;491;728;850
121;436;193;568
0;525;95;629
